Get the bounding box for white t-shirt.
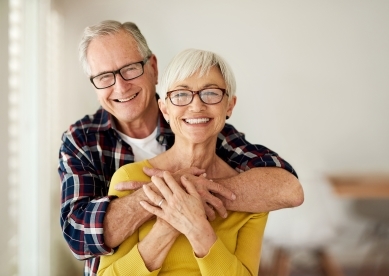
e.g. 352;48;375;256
117;127;166;162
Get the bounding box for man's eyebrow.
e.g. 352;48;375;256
93;69;112;77
92;60;142;77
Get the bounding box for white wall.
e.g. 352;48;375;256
50;0;389;273
56;0;389;175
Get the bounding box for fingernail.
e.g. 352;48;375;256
231;193;236;200
115;184;122;190
223;213;228;218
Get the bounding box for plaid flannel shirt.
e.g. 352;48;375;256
59;101;297;276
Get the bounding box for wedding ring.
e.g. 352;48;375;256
158;199;165;207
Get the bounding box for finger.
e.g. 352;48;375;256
151;175;174;200
143;167;165;177
204;203;216;221
161;171;185;194
206;193;228;218
184;176;228;219
142;183;164;205
207;180;236;201
180;175;200;197
139;200;163;217
185;167;207;177
176;167;206;177
115;181;146;191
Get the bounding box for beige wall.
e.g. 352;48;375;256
0;0;11;275
0;1;11;276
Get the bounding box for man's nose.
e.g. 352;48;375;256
113;73;131;92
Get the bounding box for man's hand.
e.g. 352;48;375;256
115;167;206;191
182;174;236;220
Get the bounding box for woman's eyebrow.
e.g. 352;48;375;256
174;83;220;90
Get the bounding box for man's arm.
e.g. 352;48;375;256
59;131;158;255
215;167;303;212
214;123;303;211
103;190;154;248
59;141;114;259
177;166;302;214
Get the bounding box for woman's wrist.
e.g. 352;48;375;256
187;222;217;257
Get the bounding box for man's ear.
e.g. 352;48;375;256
149;54;159;85
226;96;237;119
158;99;169;121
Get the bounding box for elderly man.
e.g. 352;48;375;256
59;20;303;276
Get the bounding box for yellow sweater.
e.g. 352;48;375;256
98;160;268;276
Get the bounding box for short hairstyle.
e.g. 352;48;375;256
78;20;152;75
159;49;236;101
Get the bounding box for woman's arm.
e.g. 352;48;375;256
196;212;268;276
98;162;179;275
140;171;269;275
98;218;179;276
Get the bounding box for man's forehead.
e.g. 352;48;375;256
87;32;142;74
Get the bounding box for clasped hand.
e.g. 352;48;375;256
116;167;236;220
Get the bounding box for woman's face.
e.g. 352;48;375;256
159;66;236;145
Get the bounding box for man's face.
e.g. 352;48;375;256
86;30;158;132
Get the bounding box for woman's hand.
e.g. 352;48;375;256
140;171;217;257
141;167;235;220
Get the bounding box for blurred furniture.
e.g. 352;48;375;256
327;174;389;198
259;176;346;276
327;173;389;275
262;247;344;276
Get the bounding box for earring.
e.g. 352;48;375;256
166;119;170;124
226;116;230;120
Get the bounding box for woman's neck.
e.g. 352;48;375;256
149;139;223;178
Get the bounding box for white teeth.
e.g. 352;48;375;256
117;93;137;102
185;118;210;124
118;98;131;102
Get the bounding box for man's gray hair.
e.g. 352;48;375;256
159;49;236;101
79;20;152;75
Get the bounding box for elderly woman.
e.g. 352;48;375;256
98;49;268;275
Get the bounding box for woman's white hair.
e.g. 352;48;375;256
159;49;236;101
78;20;152;75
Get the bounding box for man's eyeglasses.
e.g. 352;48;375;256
90;56;151;89
166;88;229;106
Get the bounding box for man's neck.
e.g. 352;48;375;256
114;102;159;139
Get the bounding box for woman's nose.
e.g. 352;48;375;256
189;93;205;111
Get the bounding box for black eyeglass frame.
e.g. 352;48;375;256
90;56;151;89
165;88;229;106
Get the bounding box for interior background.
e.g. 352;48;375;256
1;0;388;275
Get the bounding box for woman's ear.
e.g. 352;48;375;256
226;96;237;119
158;99;169;122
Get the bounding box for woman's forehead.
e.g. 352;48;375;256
170;67;225;89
